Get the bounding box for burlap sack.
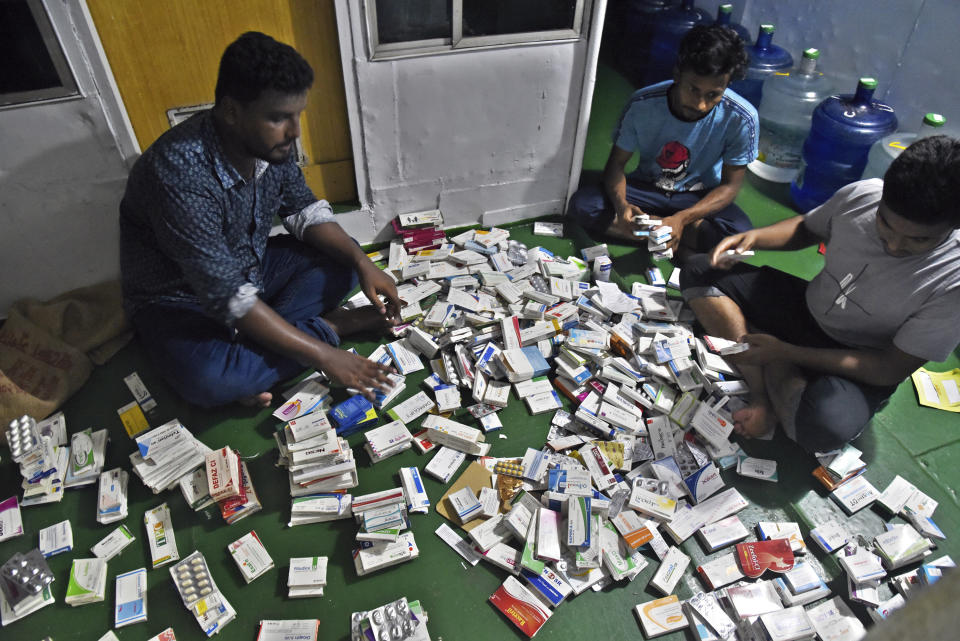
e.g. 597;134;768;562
0;280;130;423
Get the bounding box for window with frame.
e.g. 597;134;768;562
0;0;79;108
366;0;586;60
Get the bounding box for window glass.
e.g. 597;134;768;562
375;0;452;44
462;0;577;37
0;0;78;106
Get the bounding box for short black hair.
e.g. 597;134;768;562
215;31;313;104
883;135;960;227
675;24;748;80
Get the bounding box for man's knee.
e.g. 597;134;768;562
567;185;612;231
163;356;247;408
695;205;753;250
793;377;873;452
679;253;732;301
137;330;270;408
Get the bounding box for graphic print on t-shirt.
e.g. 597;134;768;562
654;141;704;191
821;264;870;315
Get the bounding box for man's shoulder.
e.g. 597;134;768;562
134;113;217;184
829;179;884;213
717;88;759;126
623;81;671;111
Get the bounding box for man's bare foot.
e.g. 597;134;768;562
732;402;778;438
323;305;393;338
239;391;272;408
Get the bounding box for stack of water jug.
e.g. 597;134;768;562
615;0;946;212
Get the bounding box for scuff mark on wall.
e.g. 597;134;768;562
391;62;404;183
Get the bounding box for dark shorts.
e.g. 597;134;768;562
681;255;897;453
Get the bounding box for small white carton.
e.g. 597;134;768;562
649;546;690;595
634;595;688;638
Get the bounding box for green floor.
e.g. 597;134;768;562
3;63;958;641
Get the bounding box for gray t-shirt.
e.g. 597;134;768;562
803;179;960;362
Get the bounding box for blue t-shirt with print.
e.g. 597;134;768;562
612;80;758;192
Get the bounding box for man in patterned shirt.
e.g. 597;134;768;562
120;32;400;408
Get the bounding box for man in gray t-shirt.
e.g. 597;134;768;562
680;136;960;453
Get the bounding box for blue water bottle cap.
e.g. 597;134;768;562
859;77;878;90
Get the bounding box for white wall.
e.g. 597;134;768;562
699;0;960;136
0;1;135;314
335;1;603;243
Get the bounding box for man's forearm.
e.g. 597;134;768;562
235;299;334;369
750;216;819;252
302;221;370;271
603;166;631;215
778;343;916;387
234;297;395;396
673;183;740;226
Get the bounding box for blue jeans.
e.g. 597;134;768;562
567;182;753;250
132;235;358;407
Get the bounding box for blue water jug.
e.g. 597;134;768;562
644;0;710;86
714;3;750;44
791;78;898;212
619;0;680;86
729;24;793;109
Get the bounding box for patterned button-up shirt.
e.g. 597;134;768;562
120;111;333;326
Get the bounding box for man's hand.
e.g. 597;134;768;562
648;213;686;253
358;263;404;324
322;349;395;401
607;203;648;240
732;333;788;366
710;230;758;268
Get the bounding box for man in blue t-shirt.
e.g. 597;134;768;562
569;25;758;256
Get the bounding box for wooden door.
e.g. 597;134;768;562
86;0;356;203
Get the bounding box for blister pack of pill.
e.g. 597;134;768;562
350;597;430;641
169;551;218;607
0;549;55;608
6;416;41;464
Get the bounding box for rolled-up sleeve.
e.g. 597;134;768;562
277;162;334;240
283;199;334;240
226;282;260;322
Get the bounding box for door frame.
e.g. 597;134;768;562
64;1;141;165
